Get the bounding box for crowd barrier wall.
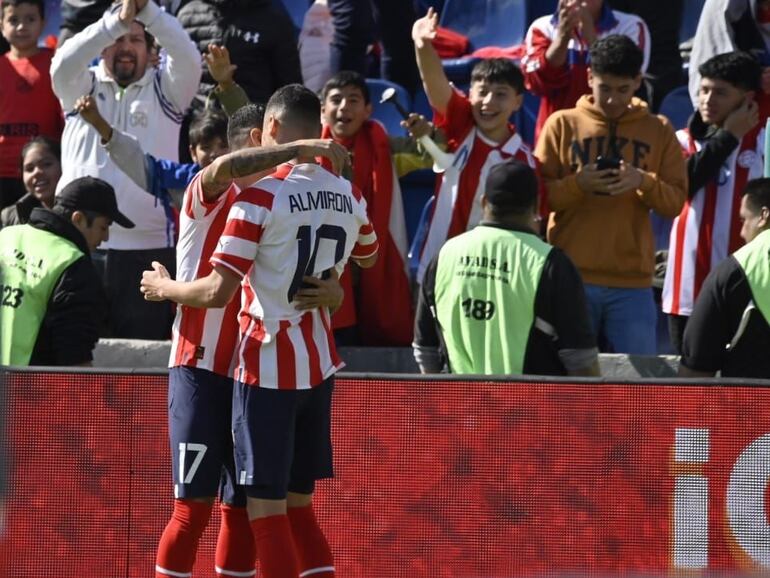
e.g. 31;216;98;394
1;369;769;577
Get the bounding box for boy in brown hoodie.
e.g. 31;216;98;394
536;34;686;354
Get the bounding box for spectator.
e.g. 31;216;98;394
0;176;133;367
663;52;762;353
328;0;420;94
50;0;201;339
0;0;64;208
319;70;440;345
679;178;770;378
688;0;770;111
522;0;650;140
58;0;111;45
413;159;600;376
607;0;685;112
1;136;61;227
412;8;538;284
176;0;302;107
536;35;686;355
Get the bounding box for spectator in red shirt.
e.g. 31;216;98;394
0;0;63;208
521;0;649;141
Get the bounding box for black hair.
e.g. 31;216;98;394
485;159;538;217
589;35;643;79
1;0;44;20
227;103;266;149
742;178;770;213
188;109;228;148
265;84;322;138
51;205;99;226
19;136;60;173
470;58;525;94
321;70;370;105
699;51;762;94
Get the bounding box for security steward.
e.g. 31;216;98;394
0;176;134;366
679;178;770;378
413;159;600;376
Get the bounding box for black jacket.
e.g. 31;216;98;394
0;193;43;228
25;208;106;366
684;111;740;199
176;0;302;105
60;0;113;34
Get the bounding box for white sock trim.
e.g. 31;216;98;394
155;565;193;578
215;566;257;577
299;566;335;577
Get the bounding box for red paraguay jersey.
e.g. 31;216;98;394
169;172;241;376
211;163;378;390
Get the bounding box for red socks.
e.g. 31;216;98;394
250;514;299;578
288;504;335;578
216;504;257;577
155;500;212;578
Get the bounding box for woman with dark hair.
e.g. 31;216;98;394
0;136;62;227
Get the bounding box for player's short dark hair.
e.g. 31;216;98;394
742;178;770;213
589;35;643;79
1;0;44;19
188;109;228;149
19;136;60;174
470;58;525;94
227;103;266;149
699;52;762;94
321;70;370;105
265;83;322;138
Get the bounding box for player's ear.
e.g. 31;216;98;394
267;114;280;139
248;127;262;147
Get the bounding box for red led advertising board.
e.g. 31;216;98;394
1;371;769;577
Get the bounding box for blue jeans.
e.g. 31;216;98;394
583;284;657;355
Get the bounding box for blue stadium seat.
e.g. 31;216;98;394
658;85;694;131
413;88;433;120
680;0;706;43
276;0;310;30
401;170;437;244
439;0;528;83
366;78;412;137
41;0;61;45
526;0;556;24
408;196;435;279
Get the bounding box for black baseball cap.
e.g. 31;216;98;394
484;158;538;213
56;176;135;228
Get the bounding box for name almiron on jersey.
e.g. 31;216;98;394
289;190;354;214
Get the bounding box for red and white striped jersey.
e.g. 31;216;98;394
417;89;537;283
169;172;241;376
211;163;378;390
663;126;765;316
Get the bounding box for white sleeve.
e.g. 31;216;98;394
51;8;130;110
137;0;202;113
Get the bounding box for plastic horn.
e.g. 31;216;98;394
379;87;454;174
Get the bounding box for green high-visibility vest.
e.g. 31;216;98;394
0;225;84;366
734;228;770;326
434;225;552;374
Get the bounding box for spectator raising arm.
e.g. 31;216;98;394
412;7;453;116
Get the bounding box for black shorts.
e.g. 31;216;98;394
232;377;334;500
168;366;245;506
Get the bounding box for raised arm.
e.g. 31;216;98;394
412;7;453;116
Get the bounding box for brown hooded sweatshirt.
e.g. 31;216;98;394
536;95;687;288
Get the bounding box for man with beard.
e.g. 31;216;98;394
50;0;200;339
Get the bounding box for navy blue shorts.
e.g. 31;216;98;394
232;377;334;500
168;366;245;506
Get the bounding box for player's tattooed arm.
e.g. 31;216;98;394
201;139;350;200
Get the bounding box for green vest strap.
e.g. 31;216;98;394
734;228;770;327
0;225;84;366
434;226;552;374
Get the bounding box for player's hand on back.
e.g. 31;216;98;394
293;269;344;312
205;44;237;88
141;261;172;301
297;139;350;175
412;7;438;49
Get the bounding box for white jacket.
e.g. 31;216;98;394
51;1;201;250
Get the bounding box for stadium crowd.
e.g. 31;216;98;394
3;0;770;576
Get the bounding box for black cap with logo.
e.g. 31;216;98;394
484;159;538;213
56;176;135;228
